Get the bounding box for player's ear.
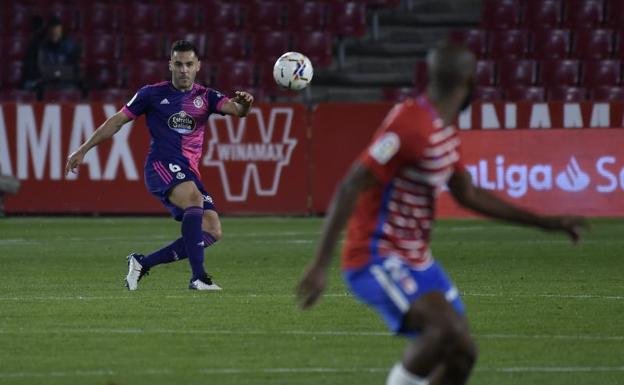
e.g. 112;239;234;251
168;59;173;72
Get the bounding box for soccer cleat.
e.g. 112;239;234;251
125;253;149;291
188;274;222;291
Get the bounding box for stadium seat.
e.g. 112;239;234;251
202;1;243;31
81;2;118;32
603;0;624;28
476;60;497;86
590;86;624;100
480;0;522;29
540;59;580;86
83;34;121;63
287;1;327;31
582;60;622;87
563;0;604;28
505;86;546;101
195;61;213;86
162;1;198;33
45;3;78;32
86;60;123;89
0;89;38;103
207;31;249;60
498;59;538;87
327;1;367;37
125;33;165;60
126;59;168;91
292;30;333;68
212;60;256;95
2;61;24;90
524;0;563;28
4;3;41;35
532;29;571;59
475;86;504;101
252;31;291;63
5;36;30;62
449;29;488;58
383;87;419;102
248;1;287;31
489;29;530;59
573;29;614;60
89;88;130;103
547;86;587;101
43;88;83;103
119;2;160;33
614;31;624;59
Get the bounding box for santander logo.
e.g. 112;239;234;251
555;157;590;192
203;107;297;202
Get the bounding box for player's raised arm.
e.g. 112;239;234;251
448;169;588;242
65;111;132;175
296;162;378;309
220;91;254;117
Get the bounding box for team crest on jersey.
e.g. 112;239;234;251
193;96;204;108
168;111;196;134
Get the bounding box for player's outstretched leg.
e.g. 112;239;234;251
125;253;151;291
386;292;477;385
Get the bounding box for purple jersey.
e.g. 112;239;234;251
121;81;229;177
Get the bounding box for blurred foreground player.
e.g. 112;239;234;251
66;40;254;291
296;42;587;385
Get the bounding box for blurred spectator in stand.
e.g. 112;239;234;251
22;17;82;95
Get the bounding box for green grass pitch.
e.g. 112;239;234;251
0;217;623;385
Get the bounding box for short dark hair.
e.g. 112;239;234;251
170;40;199;58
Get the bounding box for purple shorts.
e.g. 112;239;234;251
144;159;217;221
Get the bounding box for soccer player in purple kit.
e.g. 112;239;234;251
65;40;254;291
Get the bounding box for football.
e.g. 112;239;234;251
273;52;314;91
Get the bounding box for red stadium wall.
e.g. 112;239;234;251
1;101;623;217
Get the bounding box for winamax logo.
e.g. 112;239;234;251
464;155;624;198
202;107;297;201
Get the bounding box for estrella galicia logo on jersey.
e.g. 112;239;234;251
168;111;196;134
203;107;297;202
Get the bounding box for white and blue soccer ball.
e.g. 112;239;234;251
273;52;313;91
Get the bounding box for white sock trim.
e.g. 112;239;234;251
386;363;429;385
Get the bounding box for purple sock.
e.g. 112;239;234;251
182;206;206;280
140;232;219;269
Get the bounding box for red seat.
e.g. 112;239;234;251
532;29;571;59
498;59;538;87
563;0;604;28
540;59;580;86
252;31;291;62
449;29;488;58
212;60;255;95
293;30;333;68
84;34;121;64
86;60;123;89
82;3;118;32
203;1;243;31
327;1;367;37
547;86;587;101
476;60;497;86
3;61;24;90
5;36;30;62
208;31;248;60
248;1;287;31
582;60;622;87
126;60;168;90
524;0;563;28
119;2;160;33
4;3;40;35
481;0;522;29
162;1;198;33
0;90;38;103
125;33;165;60
43;89;83;103
604;0;624;28
195;61;213;86
475;86;504;101
287;1;327;31
573;29;614;60
506;86;546;101
591;86;624;100
383;87;419;102
89;88;129;103
258;63;288;98
45;3;78;32
614;31;624;59
489;29;530;59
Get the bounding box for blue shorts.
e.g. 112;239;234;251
144;159;217;221
343;257;465;336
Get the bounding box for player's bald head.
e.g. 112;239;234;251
426;42;476;97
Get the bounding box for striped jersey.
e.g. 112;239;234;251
342;95;464;270
121;81;229;177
